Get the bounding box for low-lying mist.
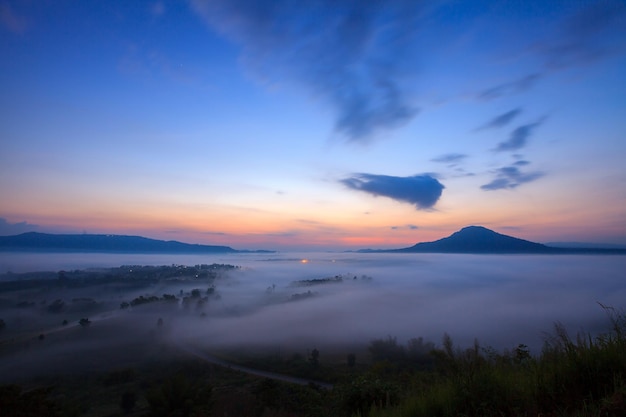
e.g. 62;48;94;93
169;254;625;352
1;253;624;382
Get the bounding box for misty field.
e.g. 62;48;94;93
1;253;625;416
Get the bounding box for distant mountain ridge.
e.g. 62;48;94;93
0;232;271;254
546;241;626;250
359;226;626;254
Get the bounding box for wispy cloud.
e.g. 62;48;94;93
341;173;444;209
431;153;467;164
477;1;626;101
475;108;522;131
494;118;546;152
478;74;541;101
540;0;626;69
481;166;544;191
0;218;38;235
190;0;424;143
391;224;419;230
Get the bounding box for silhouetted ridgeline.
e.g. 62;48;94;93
359;226;626;254
0;232;273;254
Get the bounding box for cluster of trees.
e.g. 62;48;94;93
119;286;221;312
120;294;178;309
291;274;373;287
290;290;316;301
292;276;345;286
181;286;220;312
0;263;238;294
368;336;436;371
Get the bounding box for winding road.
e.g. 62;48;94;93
1;309;334;389
173;340;334;389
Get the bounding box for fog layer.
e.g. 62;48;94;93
171;253;624;352
1;252;624;381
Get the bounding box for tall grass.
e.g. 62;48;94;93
366;305;626;417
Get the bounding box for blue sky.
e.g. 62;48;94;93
1;0;625;250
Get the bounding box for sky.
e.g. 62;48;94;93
1;0;625;250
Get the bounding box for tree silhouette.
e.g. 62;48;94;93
310;348;319;368
347;353;356;368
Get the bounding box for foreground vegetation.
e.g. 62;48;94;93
1;305;623;416
364;305;626;417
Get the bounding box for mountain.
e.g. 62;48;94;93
393;226;549;253
0;232;244;253
359;226;626;254
546;242;626;250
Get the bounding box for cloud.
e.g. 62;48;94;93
476;2;625;102
513;160;530;166
541;0;626;69
0;218;38;235
475;108;522;131
478;73;541;101
190;0;424;142
494;118;546;152
341;173;444;209
391;224;419;230
431;153;467;164
481;166;544;191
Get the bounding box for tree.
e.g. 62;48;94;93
406;337;436;369
347;353;356;368
368;336;406;364
310;348;319;368
79;318;91;327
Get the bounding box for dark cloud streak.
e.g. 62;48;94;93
431;153;467;164
190;0;423;142
478;73;541;101
481;166;544;191
541;0;626;69
475;108;522;131
341;173;444;209
494;118;546;152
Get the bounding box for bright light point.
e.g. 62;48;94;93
300;259;309;264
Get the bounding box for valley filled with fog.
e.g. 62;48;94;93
1;252;624;375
